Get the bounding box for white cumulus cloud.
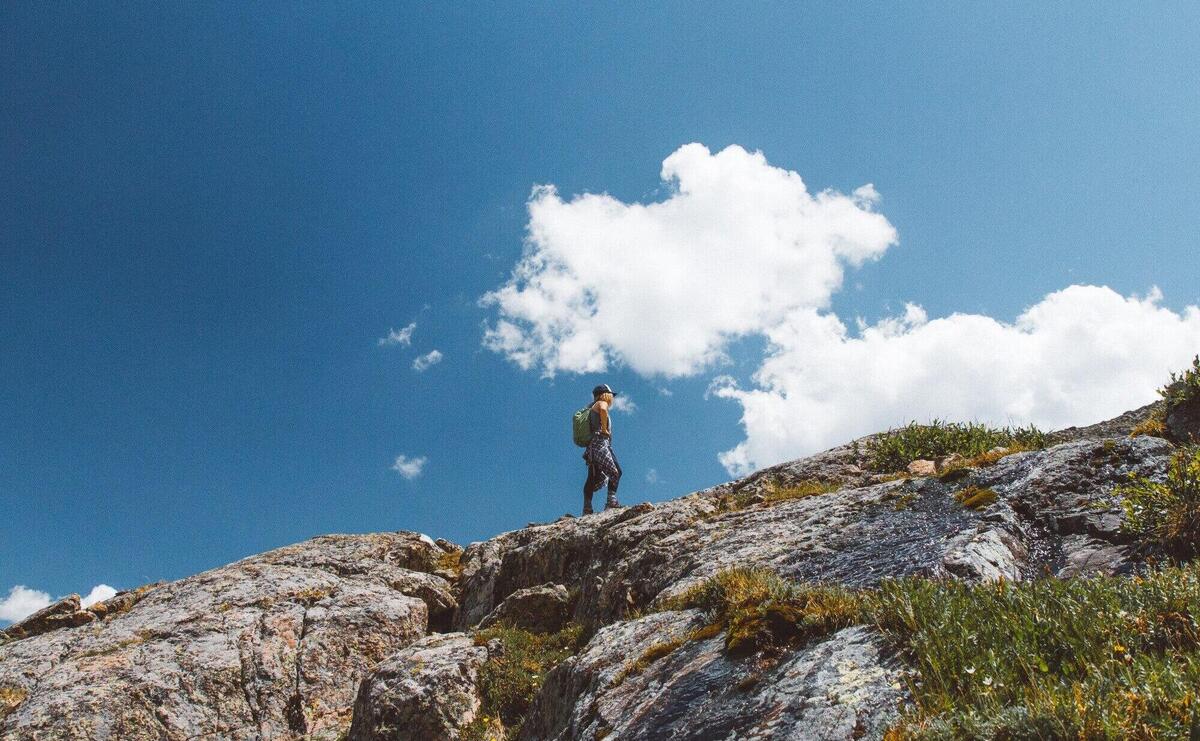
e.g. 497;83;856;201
412;349;443;372
81;584;118;608
712;286;1200;475
391;454;427;480
481;143;897;377
483;143;1200;477
378;322;417;347
0;585;51;623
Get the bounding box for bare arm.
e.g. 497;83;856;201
595;400;611;436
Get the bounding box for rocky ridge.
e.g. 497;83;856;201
0;402;1185;740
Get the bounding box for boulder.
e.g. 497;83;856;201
1056;535;1131;577
479;583;570;633
0;532;454;740
348;633;491;741
0;595;93;641
1165;396;1200;444
907;459;937;476
520;610;904;740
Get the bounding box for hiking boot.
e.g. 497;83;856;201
605;495;622;510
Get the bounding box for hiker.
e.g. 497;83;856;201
581;384;622;514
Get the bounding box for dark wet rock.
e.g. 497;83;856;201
1166;396;1200;444
0;532;452;740
521;610;903;740
348;633;490;741
479;583;571;634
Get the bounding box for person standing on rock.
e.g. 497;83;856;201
583;384;623;514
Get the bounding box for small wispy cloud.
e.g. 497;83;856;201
391;454;427;480
645;468;660;484
378;322;417;347
658;387;674;397
412;349;443;372
610;395;637;414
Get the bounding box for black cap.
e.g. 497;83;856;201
592;384;618;398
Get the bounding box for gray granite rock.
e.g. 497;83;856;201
521;611;904;740
348;633;491;741
0;532;452;740
1;407;1180;740
479;583;571;634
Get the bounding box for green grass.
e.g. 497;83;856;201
1160;354;1200;408
648;565;1200;739
463;622;585;741
867;421;1047;473
1118;445;1200;560
874;567;1200;739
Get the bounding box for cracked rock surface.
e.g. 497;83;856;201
0;406;1179;740
348;632;491;741
0;532;452;740
520;611;904;740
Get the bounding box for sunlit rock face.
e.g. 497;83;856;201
0;405;1175;740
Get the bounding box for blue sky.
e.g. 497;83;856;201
3;3;1199;620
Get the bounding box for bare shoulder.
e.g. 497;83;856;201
593;399;609;411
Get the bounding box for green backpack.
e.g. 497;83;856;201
572;406;593;447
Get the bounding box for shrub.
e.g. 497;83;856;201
867;421;1047;473
873;565;1200;739
468;622;584;740
1160;355;1200;407
1130;406;1168;438
1118;445;1200;560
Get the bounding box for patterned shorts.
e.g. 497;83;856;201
584;436;622;494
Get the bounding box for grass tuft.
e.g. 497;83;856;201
657;568;867;657
867;421;1047;473
1130;407;1168;439
1118;445;1200;560
466;622;584;740
954;485;998;510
